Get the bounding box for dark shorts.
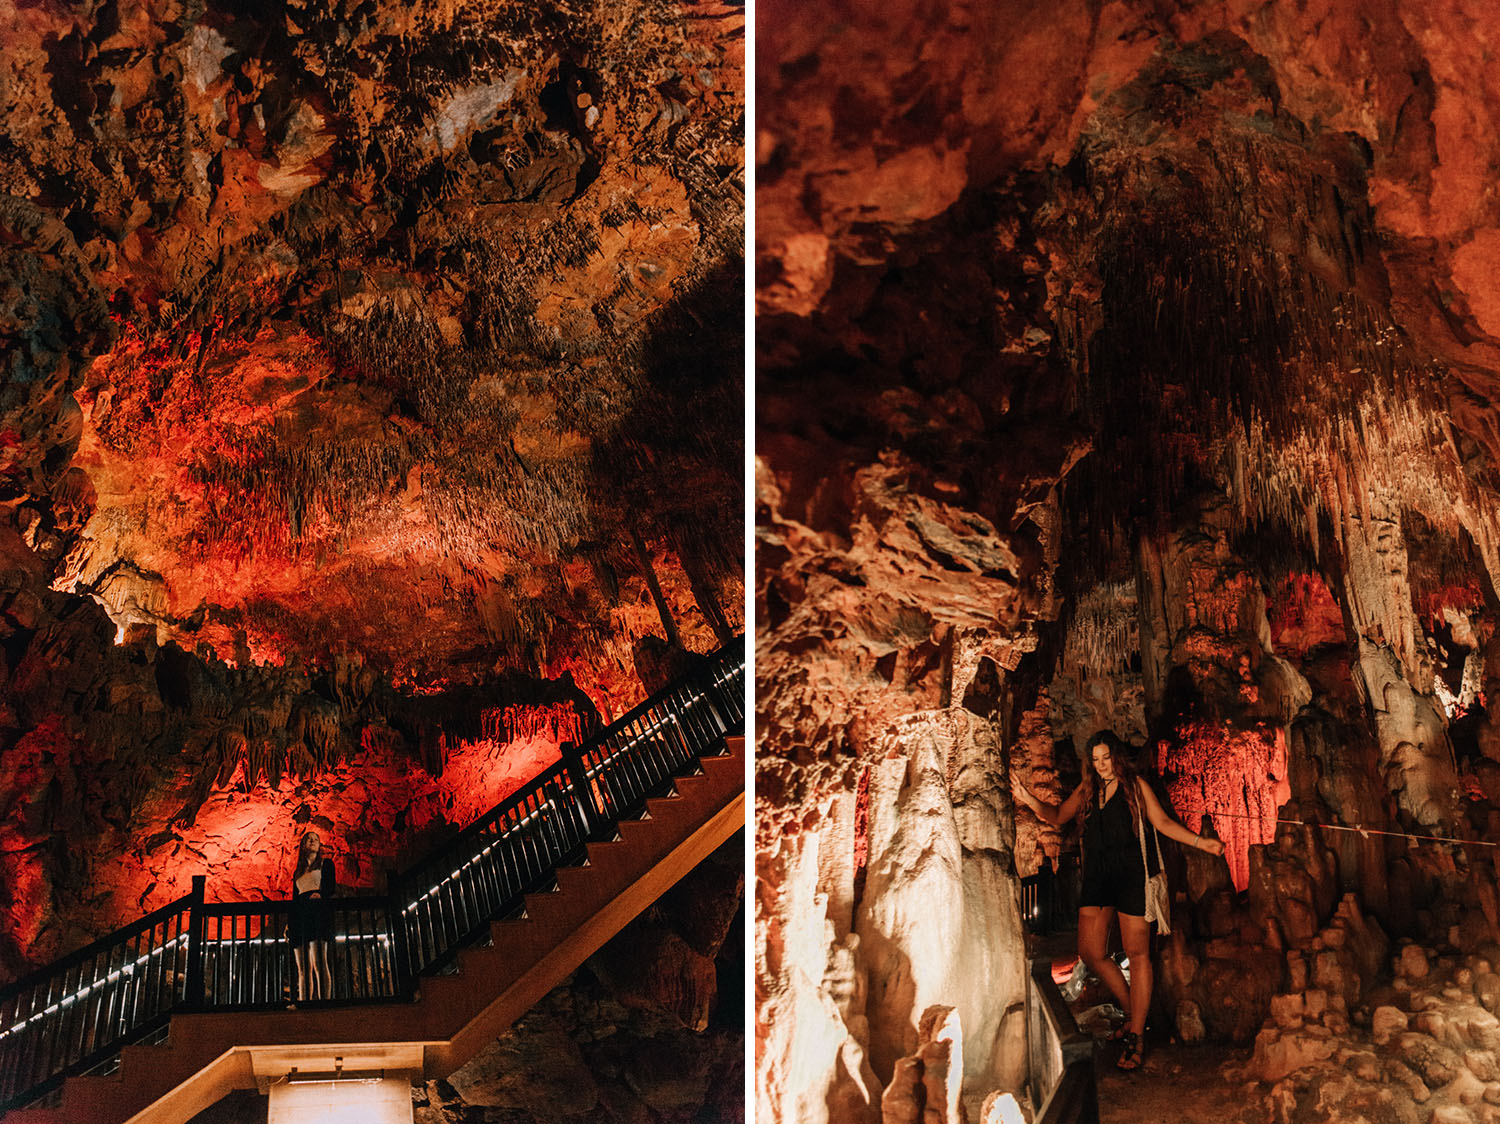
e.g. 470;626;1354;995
289;898;332;946
1079;856;1146;917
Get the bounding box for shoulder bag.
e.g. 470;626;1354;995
1135;798;1171;934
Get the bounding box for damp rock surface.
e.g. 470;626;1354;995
0;0;745;980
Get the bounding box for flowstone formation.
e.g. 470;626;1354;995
0;0;743;984
758;1;1500;1120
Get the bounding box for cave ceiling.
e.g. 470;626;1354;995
756;0;1500;835
3;0;745;704
0;0;744;974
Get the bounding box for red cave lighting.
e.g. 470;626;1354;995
0;720;573;957
1157;720;1291;892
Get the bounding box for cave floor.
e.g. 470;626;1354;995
1031;929;1258;1123
1094;1040;1252;1123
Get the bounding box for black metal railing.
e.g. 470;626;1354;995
0;638;744;1112
1020;856;1081;936
392;760;590;980
193;898;401;1009
0;893;193;1108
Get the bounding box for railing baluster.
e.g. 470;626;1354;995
1;992;18;1100
473;830;499;918
17;982;40;1097
356;908;370;998
113;934;131;1040
159;915;172;1014
491;829;518;908
42;960;65;1080
340;910;352;1000
172;908;187;1008
102;941;120;1046
532;792;556;869
437;872;459;954
241;912;251;1006
126;929;144;1035
253;912;265;1006
336;907;350;1001
454;852;478;937
217;915;229;1006
227;913;237;1007
279;908;290;1005
525;791;548;879
0;992;16;1101
77;954;98;1065
464;847;487;931
549;787;575;858
160;919;171;1012
26;981;43;1092
614;720;647;803
672;685;708;755
45;965;68;1084
600;740;627;818
45;964;68;1081
413;893;432;976
351;907;364;999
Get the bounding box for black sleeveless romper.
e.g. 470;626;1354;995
1079;784;1160;917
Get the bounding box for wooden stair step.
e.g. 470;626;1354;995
553;865;595;893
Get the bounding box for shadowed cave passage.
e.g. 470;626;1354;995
756;4;1500;1123
0;0;744;1121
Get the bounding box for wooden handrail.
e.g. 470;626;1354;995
1027;960;1098;1124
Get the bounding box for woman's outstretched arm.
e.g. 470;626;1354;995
1012;777;1084;827
1137;779;1226;856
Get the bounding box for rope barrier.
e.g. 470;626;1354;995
1175;806;1500;849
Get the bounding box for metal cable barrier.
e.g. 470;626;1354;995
0;638;745;1112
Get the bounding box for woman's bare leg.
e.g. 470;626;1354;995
292;945;308;1001
1119;912;1152;1036
311;940;332;1000
1077;906;1131;1015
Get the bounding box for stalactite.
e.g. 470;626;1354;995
631;524;681;647
479;702;584;746
1158;720;1288;893
1062;581;1137;676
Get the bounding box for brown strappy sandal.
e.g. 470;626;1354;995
1117;1031;1144;1070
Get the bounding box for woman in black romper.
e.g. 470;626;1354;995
289;830;336;1002
1014;731;1224;1069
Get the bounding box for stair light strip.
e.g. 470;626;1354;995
0;933;190;1041
406;799;560;911
0;922;407;1042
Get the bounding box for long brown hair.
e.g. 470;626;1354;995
1076;730;1143;830
294;831;323;879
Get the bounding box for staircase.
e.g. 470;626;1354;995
0;641;745;1124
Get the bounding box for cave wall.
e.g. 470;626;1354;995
758;0;1500;1118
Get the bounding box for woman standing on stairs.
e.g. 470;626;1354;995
1013;731;1224;1071
289;830;337;1002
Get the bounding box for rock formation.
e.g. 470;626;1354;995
758;0;1500;1119
0;0;746;1045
